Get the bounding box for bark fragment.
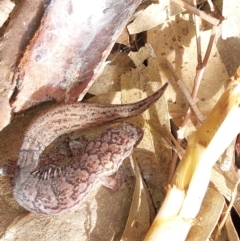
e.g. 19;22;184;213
12;0;142;112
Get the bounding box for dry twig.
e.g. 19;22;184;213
166;0;222;183
172;0;220;25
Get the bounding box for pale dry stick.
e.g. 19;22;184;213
162;59;205;123
162;59;204;183
193;0;202;65
183;0;219;108
180;19;218;129
177;23;217;135
177;0;203;135
144;69;240;240
171;0;220;25
192;25;217;101
169;25;217;182
207;0;214;11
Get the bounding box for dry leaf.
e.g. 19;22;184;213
127;0;206;34
147;13;228;135
225;215;239;240
186;187;225;240
1;0;240;240
116;27;130;46
121;157;155;241
128;43;156;67
222;0;240;39
88;65;128;96
0;0;14;27
217;0;240;77
127;2;168;34
212;164;240;218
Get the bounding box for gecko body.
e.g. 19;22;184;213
11;83;168;214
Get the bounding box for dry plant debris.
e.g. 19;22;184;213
0;0;14;28
0;0;240;240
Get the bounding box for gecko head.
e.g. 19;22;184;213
122;123;143;147
97;123;144;175
111;123;143;148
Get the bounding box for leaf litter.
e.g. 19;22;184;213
1;0;240;240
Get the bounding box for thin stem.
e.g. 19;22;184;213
172;0;220;25
207;0;215;12
193;0;202;65
168;151;179;184
191;25;217;101
163;124;185;158
166;3;218;183
162;59;204;123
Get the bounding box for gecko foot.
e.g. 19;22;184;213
31;164;65;181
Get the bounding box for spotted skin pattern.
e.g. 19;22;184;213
10;83;168;215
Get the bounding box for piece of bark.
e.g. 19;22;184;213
12;0;142;112
0;0;51;131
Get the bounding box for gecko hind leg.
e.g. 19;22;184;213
31;137;88;180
